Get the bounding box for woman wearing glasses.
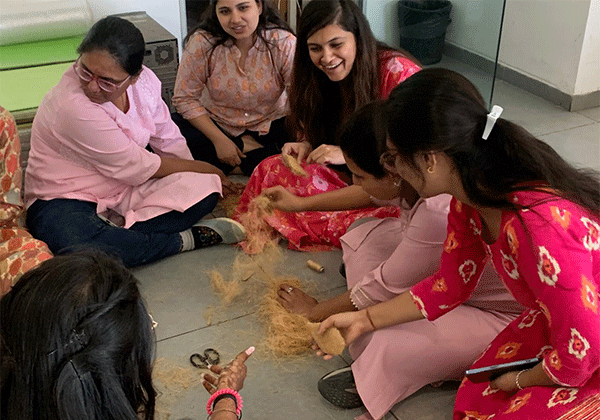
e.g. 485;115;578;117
318;69;600;420
24;16;246;268
264;102;521;419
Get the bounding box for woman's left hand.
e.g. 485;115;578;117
218;173;244;197
276;284;318;317
489;371;520;393
307;145;345;165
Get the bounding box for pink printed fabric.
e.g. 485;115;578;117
25;66;221;228
172;29;296;136
410;192;600;419
233;155;401;251
377;49;421;99
1;107;52;297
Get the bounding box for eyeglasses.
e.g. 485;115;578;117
379;149;399;172
73;58;130;93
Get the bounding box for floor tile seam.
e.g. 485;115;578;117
537;120;598;137
155;283;348;344
156;312;254;343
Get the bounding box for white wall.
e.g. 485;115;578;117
363;0;401;48
498;0;592;96
445;0;504;61
87;0;184;48
575;0;599;95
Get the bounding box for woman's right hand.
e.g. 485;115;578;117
313;311;374;359
202;346;255;393
281;141;311;163
262;186;305;212
215;138;246;167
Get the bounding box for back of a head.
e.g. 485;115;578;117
77;16;145;76
339;101;388;179
0;251;156;420
386;68;600;213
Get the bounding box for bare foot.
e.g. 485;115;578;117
276;284;318;318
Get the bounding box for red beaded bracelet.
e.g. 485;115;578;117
206;388;243;416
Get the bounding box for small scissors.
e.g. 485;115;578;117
189;348;220;369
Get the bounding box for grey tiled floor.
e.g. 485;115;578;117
134;64;599;419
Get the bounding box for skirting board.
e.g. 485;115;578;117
444;42;600;112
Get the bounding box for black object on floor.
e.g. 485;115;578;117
318;366;364;409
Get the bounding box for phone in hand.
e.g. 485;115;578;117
465;357;541;383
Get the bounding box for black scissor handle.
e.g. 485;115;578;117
203;348;220;365
190;348;221;368
190;352;208;368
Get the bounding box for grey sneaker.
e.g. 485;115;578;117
194;217;246;244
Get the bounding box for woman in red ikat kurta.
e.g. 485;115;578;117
317;68;600;420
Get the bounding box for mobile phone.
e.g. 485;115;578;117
465;357;541;383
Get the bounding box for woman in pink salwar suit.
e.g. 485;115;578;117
25;17;245;267
268;102;522;419
318;69;600;420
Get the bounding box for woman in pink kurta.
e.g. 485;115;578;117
172;0;295;175
25;16;245;268
318;68;600;419
268;102;521;419
234;0;420;252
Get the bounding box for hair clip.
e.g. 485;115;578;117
482;105;503;140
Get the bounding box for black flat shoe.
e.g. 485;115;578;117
317;366;363;409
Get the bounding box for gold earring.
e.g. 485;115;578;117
427;167;434;174
393;179;401;187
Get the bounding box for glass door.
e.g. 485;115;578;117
361;0;506;105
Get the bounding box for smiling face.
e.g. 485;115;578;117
77;49;132;104
345;153;400;200
215;0;262;44
307;24;357;82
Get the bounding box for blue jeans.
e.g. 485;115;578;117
26;193;219;267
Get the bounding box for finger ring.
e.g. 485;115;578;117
286;286;293;293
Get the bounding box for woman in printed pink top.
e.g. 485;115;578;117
318;69;600;419
25;17;246;268
234;0;421;252
172;0;296;175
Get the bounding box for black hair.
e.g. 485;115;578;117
385;68;600;216
0;251;156;420
339;101;388;178
77;16;146;76
184;0;292;85
288;0;417;148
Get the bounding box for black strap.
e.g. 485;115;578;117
212;393;237;411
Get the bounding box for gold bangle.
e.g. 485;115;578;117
515;369;528;391
365;308;377;331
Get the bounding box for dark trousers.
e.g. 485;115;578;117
172;113;289;176
26;193;219;267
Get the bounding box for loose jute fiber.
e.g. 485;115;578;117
237;195;278;254
206;242;319;358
